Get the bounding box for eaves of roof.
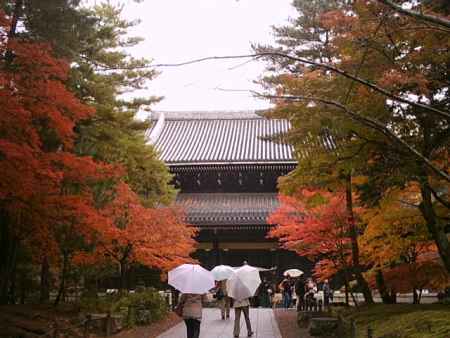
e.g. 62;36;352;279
175;193;279;227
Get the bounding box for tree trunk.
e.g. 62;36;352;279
40;257;50;303
9;252;18;304
20;270;26;304
419;179;450;273
419;123;450;274
54;253;69;306
340;256;352;306
413;288;419;304
390;289;397;304
119;261;128;293
119;247;132;293
344;276;350;306
0;1;24;301
375;269;395;304
349;284;358;307
0;224;18;305
345;174;374;304
5;0;23;64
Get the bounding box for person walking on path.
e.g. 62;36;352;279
294;276;306;311
305;278;318;311
177;293;208;338
322;279;332;309
280;276;293;308
216;280;231;319
233;297;254;338
258;278;271;308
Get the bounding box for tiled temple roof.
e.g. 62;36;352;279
176;193;279;226
147;111;295;165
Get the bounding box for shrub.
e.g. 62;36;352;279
79;288;168;328
79;293;119;313
309;318;339;337
111;288;168;327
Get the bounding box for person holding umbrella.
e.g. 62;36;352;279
177;293;208;338
280;275;293;308
169;264;215;338
233;297;253;337
228;265;260;338
283;269;304;310
211;265;235;320
215;279;231;319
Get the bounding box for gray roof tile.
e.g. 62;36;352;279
176;193;279;225
148;112;295;164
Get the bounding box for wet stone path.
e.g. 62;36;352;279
157;308;282;338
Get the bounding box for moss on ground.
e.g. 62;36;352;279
337;304;450;338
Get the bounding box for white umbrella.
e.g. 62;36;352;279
168;264;215;294
283;268;304;278
211;265;235;281
227;265;261;301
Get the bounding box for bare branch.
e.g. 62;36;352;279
87;51;450;120
376;0;450;30
153;55;258;68
85;51;450;120
255;92;450;182
430;186;450;210
153;52;450;120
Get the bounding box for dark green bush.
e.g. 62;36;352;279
79;288;168;328
79;293;119;313
439;297;450;305
309;318;339;337
111;288;168;327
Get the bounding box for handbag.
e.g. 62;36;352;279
174;297;185;317
216;288;224;300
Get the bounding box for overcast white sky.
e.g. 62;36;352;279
95;0;296;112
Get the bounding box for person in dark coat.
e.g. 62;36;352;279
294;276;306;311
257;278;271;308
280;276;293;308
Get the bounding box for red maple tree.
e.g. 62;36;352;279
268;189;352;280
0;10;196;301
78;183;197;289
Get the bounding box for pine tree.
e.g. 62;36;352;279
255;0;375;303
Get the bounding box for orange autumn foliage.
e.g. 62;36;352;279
360;184;450;292
0;10;195;278
268;189;352;280
376;261;450;294
89;182;197;271
0;19;101;259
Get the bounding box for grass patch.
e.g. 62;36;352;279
336;304;450;338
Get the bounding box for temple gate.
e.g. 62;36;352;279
148;111;311;275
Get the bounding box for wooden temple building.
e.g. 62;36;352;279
148;111;311;275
